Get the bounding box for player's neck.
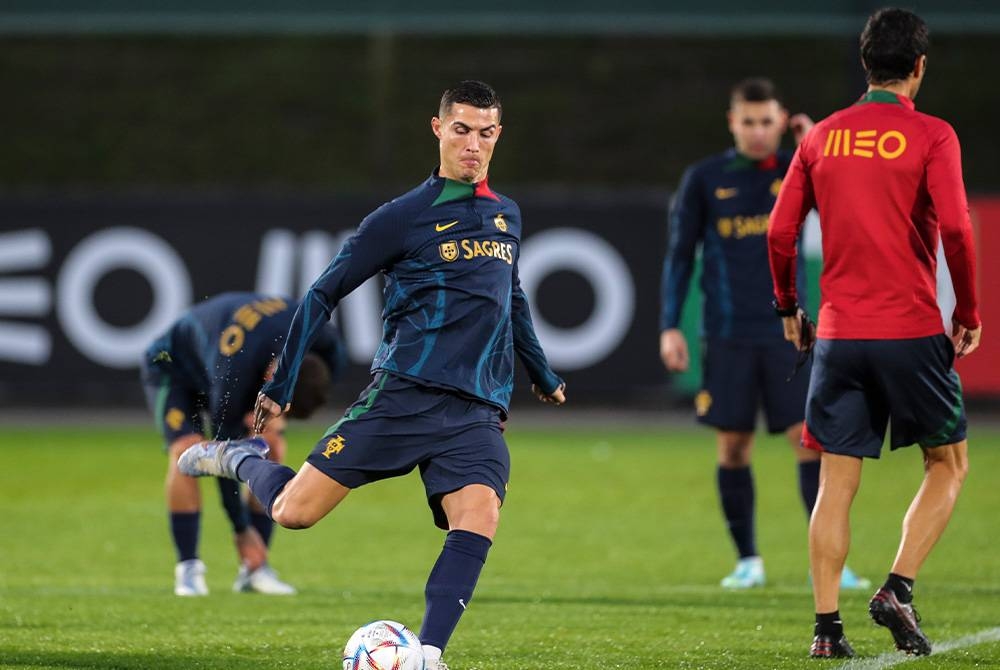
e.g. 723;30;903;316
438;165;488;185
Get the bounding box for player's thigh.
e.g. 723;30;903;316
875;335;968;451
271;462;351;529
804;339;887;459
759;339;809;434
422;402;509;532
698;339;759;432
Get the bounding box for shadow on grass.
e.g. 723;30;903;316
0;649;280;670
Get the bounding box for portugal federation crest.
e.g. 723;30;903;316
439;240;458;262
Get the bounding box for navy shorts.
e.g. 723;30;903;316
140;360;208;446
696;338;809;434
307;372;509;529
804;335;966;459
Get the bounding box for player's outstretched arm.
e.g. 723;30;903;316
660;167;706;338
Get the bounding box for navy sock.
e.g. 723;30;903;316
250;511;274;547
235;457;296;517
217;477;249;533
170;511;200;562
884;573;915;604
419;530;492;651
717;466;757;558
798;460;821;518
815;610;843;637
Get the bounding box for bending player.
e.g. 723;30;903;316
141;291;343;596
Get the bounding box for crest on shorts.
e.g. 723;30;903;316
695;390;713;417
322;435;347;458
494;214;508;232
439;241;458;262
166;408;185;431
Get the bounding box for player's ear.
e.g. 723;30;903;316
778;106;790;133
431;116;443;140
914;54;927;78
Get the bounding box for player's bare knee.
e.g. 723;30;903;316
924;441;968;484
717;433;753;467
270;497;316;530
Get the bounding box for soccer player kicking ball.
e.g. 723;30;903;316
660;78;868;590
768;8;981;659
179;81;565;670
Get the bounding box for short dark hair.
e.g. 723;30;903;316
860;8;929;85
439;80;502;120
288;352;331;419
730;78;782;107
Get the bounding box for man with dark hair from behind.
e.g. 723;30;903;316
141;291;343;596
660;77;869;590
769;7;981;658
179;80;565;670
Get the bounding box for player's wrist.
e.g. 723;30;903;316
772;299;799;317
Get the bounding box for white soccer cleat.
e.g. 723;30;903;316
721;556;766;589
427;662;449;670
174;558;209;596
233;564;297;595
177;437;269;480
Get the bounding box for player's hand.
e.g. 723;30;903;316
783;309;816;352
234;526;267;571
533;382;566;406
660;329;689;372
253;391;289;434
952;320;982;358
790;113;815;145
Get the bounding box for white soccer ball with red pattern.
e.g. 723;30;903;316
342;620;425;670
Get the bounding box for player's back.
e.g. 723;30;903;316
794;91;965;339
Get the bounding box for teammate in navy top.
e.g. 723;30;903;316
179;81;564;670
142;292;343;596
659;78;869;591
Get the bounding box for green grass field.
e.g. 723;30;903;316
2;424;999;669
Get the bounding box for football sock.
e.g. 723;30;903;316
236;457;296;517
815;610;843;637
419;530;492;651
170;511;200;562
217;477;250;533
250;511;275;547
717;465;757;558
884;573;915;603
798;460;821;517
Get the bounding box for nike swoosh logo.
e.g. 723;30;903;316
435;220;459;232
458;599;467;610
715;187;738;200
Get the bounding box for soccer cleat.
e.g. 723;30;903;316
721;556;765;589
426;662;449;670
840;565;872;590
174;558;209;596
869;587;932;655
233;564;297;595
177;437;269;480
810;634;856;658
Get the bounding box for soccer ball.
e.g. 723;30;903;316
342;620;425;670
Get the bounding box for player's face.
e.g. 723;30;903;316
432;103;502;183
728;100;788;160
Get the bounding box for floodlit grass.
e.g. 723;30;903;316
1;424;998;669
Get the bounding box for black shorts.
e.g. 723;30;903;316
696;338;809;434
803;335;966;459
140;360;209;447
306;372;509;530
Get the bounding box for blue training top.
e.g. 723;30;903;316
144;292;344;439
660;148;808;342
262;169;562;416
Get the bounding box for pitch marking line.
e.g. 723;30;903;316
836;626;1000;669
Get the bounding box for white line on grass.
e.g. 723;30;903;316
836;626;1000;669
